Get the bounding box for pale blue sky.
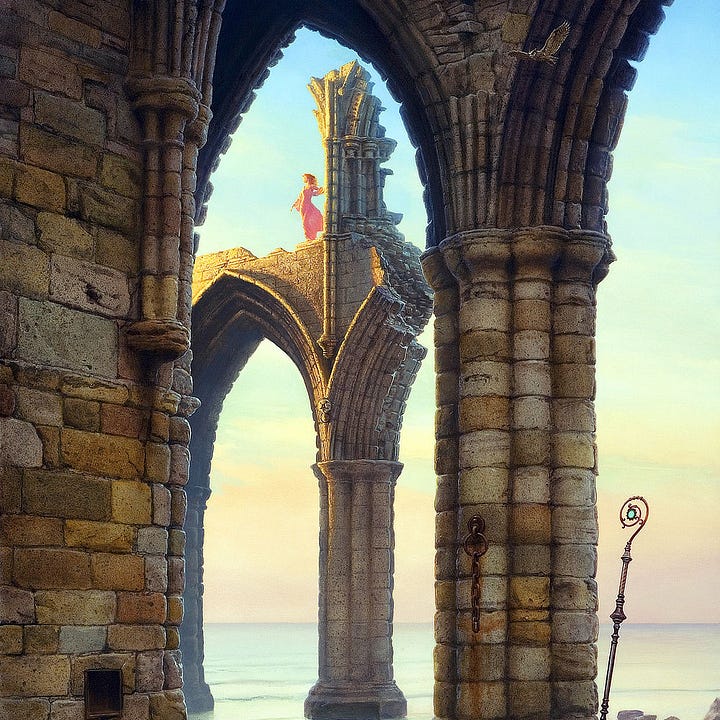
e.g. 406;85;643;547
197;5;719;624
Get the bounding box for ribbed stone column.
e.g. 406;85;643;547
305;460;407;720
549;232;611;719
440;231;514;720
423;227;612;720
179;485;213;712
420;247;460;720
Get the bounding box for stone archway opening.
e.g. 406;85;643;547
183;27;436;720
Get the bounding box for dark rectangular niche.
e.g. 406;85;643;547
84;669;123;719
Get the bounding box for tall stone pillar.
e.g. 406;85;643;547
305;460;407;720
422;227;612;720
180;485;213;712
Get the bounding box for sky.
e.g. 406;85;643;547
195;4;719;627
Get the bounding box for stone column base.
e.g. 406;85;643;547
304;681;407;719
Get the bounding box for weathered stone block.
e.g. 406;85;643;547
554;544;597;577
0;291;18;356
456;681;505;719
24;625;60;654
36;212;93;258
63;397;101;432
508;646;550;681
0;514;64;546
112;480;152;524
460;360;510;397
508;680;551;715
107;624;165;651
509;576;550;610
553;506;598;544
15;387;62;426
62;429;144;479
0;202;35;244
49;699;84;720
79;183;138;232
50;255;131;318
35;590;115;626
513;544;551;575
61;376;129;404
553;431;596;468
551;680;598;715
0;699;51;720
554;363;596;399
102;404;145;438
35;92;106;145
23;469;111;520
20;47;82;99
0;239;50;300
0;586;35;624
148;690;186;720
166;596;183;626
0;625;23;654
459;429;510;469
510;504;551;544
508;620;551;646
58;625;106;654
15;164;66;212
458;466;508;505
100;153;142;199
0;655;70;696
152;484;172;526
551;642;597;681
552;611;599;644
20;125;98;179
91;552;144;590
459;395;509;431
117;592;166;624
137;526;168;555
65;520;134;552
0;417;43;467
96;227;139;274
14;548;92;590
136;650;165;692
17;299;118;376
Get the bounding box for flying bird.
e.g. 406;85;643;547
509;21;571;64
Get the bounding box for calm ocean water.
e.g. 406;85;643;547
189;623;719;720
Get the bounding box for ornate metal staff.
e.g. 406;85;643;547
599;496;649;720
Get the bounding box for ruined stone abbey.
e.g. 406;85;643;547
0;1;673;719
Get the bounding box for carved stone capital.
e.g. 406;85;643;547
186;103;212;147
559;229;614;283
511;226;565;281
420;246;456;291
126;319;190;360
126;75;201;121
439;229;513;287
314;459;403;485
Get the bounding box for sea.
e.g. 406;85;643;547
189;623;720;720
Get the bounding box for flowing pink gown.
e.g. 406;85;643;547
293;185;324;240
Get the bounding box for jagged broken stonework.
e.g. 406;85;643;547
185;61;432;718
0;1;674;719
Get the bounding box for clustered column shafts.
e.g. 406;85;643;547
125;0;225;360
422;227;612;720
307;460;407;720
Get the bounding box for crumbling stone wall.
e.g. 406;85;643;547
0;1;671;719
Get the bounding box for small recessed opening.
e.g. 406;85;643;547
84;669;123;719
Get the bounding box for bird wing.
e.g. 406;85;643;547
539;21;570;56
509;49;531;58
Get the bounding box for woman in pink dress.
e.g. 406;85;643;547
291;173;325;240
